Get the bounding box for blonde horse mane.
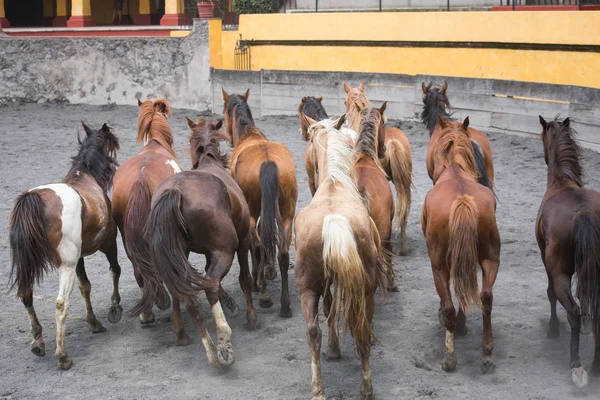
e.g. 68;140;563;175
346;89;370;132
355;107;387;177
438;121;478;179
137;99;176;156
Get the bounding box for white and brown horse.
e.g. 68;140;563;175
9;123;120;370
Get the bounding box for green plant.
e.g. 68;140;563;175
233;0;282;14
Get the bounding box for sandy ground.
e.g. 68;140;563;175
0;103;599;400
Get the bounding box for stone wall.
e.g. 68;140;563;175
0;21;211;111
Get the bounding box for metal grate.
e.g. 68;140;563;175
234;35;251;71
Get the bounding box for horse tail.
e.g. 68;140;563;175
127;179;168;317
9;191;59;297
147;188;214;299
472;140;493;191
259;161;283;270
572;210;600;335
447;195;482;314
322;214;372;357
387;139;413;241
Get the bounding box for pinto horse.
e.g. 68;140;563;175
222;88;298;318
298;96;357;196
295;114;387;400
141;118;257;370
536;116;600;388
344;81;413;254
112;99;177;322
421;81;494;189
421;117;500;373
9;123;121;370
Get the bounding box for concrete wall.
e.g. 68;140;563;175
0;20;211;110
212;68;600;151
295;0;499;10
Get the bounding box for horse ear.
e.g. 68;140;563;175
343;82;351;94
539;115;548;130
421;82;428;94
334;114;347;130
137;99;142;107
462;116;470;130
185;116;196;129
438;115;447;129
440;80;448;95
317;96;323;103
359;81;365;91
379;101;387;115
81;121;94;137
299;113;315;141
101;123;110;131
215;119;224;130
221;88;230;102
301;96;307;104
301;112;318;128
243;88;250;101
562;117;570;128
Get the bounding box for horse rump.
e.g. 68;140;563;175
9;191;59;298
447;195;482;314
572;210;600;335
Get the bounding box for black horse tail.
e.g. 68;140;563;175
127;179;169;317
572;210;600;335
472;140;494;192
258;161;284;273
147;188;214;299
9;191;59;298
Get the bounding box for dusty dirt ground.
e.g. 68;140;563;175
1;103;600;400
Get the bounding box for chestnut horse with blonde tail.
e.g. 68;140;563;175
421;80;494;189
112;99;177;323
9;123;121;370
222;88;298;318
298;96;357;196
421;116;500;373
344;82;413;255
536;116;600;388
294;114;387;399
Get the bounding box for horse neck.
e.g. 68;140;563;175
347;109;361;132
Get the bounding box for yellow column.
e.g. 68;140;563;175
54;0;68;26
160;0;190;26
67;0;95;27
0;0;10;29
137;0;153;25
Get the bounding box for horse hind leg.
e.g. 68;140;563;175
432;259;457;371
75;258;105;333
185;296;223;371
480;258;499;373
359;292;376;400
55;261;77;370
22;292;45;357
278;222;293;318
592;331;600;376
300;290;325;400
546;275;560;339
172;296;189;346
238;235;259;330
100;234;124;324
323;285;341;360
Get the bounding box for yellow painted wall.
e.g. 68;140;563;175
209;11;600;89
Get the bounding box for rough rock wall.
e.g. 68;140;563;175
0;21;211;111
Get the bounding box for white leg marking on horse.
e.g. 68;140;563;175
212;301;232;343
166;160;182;174
445;330;455;354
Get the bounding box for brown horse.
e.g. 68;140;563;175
222;88;298;318
344;82;413;254
421;117;500;373
112;99;177;323
298;96;357;196
9;123;121;370
140;117;257;370
421;81;494;189
536;116;600;388
294;114;387;399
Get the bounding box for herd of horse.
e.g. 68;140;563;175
7;80;600;398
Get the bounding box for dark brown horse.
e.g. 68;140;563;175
353;104;397;291
222;88;298;318
421;81;494;189
344;82;413;254
9;123;121;370
536;116;600;388
421;117;500;373
141;118;257;370
112;99;177;323
294;114;387;399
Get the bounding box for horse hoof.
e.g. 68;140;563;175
222;297;240;318
311;396;326;400
442;354;457;372
259;297;273;309
581;315;593;336
107;304;123;324
326;348;342;360
572;366;589;388
89;321;106;334
140;311;155;325
455;324;468;337
546;325;560;339
387;284;399;293
175;332;190;347
265;265;277;281
246;316;260;331
31;343;46;357
480;356;496;374
279;307;292;318
58;356;73;370
156;292;171;311
217;342;235;367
